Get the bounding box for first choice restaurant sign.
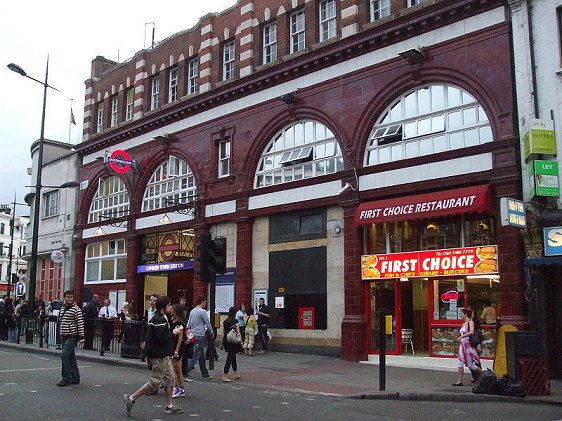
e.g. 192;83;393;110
361;246;498;279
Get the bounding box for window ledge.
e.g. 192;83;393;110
282;49;309;62
362;14;395;31
556;68;562;76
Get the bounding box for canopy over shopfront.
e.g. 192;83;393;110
355;185;492;225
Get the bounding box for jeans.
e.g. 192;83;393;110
61;337;80;383
186;336;209;378
8;326;17;342
258;325;268;351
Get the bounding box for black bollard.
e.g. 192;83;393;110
378;310;386;391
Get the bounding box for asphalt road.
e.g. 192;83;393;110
1;348;561;421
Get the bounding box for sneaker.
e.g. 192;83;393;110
177;387;186;397
202;374;214;380
172;387;180;398
163;404;183;414
183;375;194;382
56;381;70;387
123;394;134;417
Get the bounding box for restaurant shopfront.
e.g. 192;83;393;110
357;185;500;359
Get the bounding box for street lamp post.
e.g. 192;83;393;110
8;58;58;316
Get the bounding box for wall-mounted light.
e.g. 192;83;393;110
398;46;425;64
158;214;173;224
338;168;359;195
93;226;106;236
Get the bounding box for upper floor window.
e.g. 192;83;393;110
88;176;130;223
370;0;391;21
168;67;178;103
43;190;59;217
364;84;492;166
263;23;277;64
218;140;231;178
223;41;235;81
151;77;160;110
125;89;134;121
319;0;337;42
110;97;118;127
290;10;306;54
407;0;423;6
85;239;127;284
0;223;5;235
142;156;197;212
187;58;199;95
96;103;104;133
255;120;344;188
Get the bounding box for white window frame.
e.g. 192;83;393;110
263;23;277;64
218;140;231;178
125;89;134;121
110;96;118;127
407;0;423;7
187;58;199;95
43;190;59;217
319;0;337;42
142;156;197;212
84;240;127;284
290;10;306;54
168;67;178;103
88;176;130;223
96;103;104;133
370;0;391;21
151;77;160;110
223;41;235;81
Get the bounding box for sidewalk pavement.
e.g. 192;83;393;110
1;340;560;406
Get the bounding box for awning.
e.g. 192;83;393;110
355;185;492;225
523;257;562;283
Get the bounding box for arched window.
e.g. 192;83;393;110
88;176;130;223
364;84;492;166
142;155;197;212
255;120;344;188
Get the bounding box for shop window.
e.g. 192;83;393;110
464;218;495;247
85;239;127;284
433;278;465;321
269;209;326;244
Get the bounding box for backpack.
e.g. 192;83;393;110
472;369;498;395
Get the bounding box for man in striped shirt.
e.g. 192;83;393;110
57;290;85;387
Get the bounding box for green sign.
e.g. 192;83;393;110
529;160;560;197
523;119;556;159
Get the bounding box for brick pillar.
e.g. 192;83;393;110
340;200;367;361
340;0;360;39
133;56;146;120
198;16;214;93
192;225;210;306
235;217;253;306
73;242;86;305
238;0;255;78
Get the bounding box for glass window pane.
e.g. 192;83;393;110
434;135;447;152
419;138;433;155
315;144;325;159
379;147;391;163
101;260;115;281
404;92;416;118
304;121;315;142
304;163;313;178
367;150;378;165
479;126;493;143
418;87;430;115
450;132;464;149
294;166;303;180
391;144;403;160
418;118;431;135
447;87;462;107
405;141;419;158
116;258;127;279
432;115;445;132
86;261;99;282
389;102;402;121
463;107;477;126
478;107;489;122
431;85;445;111
465;128;479;146
294;123;305;145
285;126;294;147
404;121;417;139
448;111;462;129
462;91;475;104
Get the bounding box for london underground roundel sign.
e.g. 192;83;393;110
107;150;132;174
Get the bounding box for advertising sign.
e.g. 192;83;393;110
136;260;194;273
544;227;562;256
50;250;65;264
361;246;498;280
15;281;26;297
529;160;560;197
523;119;556;159
499;197;526;228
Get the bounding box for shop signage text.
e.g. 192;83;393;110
106;150;133;174
529;160;560;197
137;260;194;273
523;118;556;159
500;197;526;228
544;227;562;256
361;246;498;279
441;290;459;303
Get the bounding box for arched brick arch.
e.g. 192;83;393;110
241;106;351;192
131;148;202;214
351;66;509;170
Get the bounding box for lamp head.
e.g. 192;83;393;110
338;182;353;195
7;63;27;77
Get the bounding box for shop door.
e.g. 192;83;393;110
369;280;398;353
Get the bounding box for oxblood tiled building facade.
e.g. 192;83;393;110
74;0;525;361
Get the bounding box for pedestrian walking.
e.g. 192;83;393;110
242;306;256;356
4;297;17;342
123;296;183;416
222;306;242;382
82;294;100;350
170;304;186;398
184;296;214;381
452;307;482;386
256;297;270;354
57;290;85;387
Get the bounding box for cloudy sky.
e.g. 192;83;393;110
0;0;236;211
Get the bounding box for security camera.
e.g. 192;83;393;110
338;182;353;195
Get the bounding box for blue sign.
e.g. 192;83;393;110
216;269;236;285
15;281;25;297
136;260;194;273
544;227;562;256
500;197;526;228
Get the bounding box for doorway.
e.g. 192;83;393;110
369;280;397;353
400;278;429;353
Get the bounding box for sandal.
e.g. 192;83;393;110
452;382;464;386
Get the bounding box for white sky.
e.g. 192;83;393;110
0;0;236;211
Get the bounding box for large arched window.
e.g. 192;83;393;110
255;120;344;188
88;176;130;223
142;155;197;212
364;84;492;166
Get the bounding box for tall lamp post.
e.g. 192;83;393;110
8;58;59;316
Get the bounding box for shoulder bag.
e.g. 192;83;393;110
226;327;241;344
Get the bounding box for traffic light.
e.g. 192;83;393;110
208;237;226;275
195;233;211;283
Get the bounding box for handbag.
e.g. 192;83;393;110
184;327;196;345
226;328;241;344
469;329;484;347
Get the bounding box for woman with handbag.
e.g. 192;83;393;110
222;306;241;383
452;307;482;386
243;306;256;356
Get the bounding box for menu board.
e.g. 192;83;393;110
361;246;498;279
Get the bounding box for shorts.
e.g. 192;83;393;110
147;357;175;390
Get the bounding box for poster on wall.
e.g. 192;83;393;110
253;289;268;314
215;284;235;313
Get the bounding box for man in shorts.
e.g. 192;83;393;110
123;296;183;416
